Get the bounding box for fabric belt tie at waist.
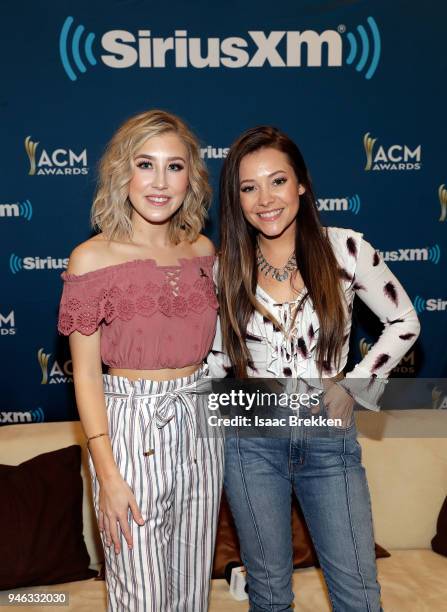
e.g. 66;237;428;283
145;388;197;463
106;377;212;464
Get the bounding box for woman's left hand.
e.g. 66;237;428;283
324;382;355;428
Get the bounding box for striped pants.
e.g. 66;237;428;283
87;367;224;612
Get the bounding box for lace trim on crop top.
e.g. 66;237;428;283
58;255;218;336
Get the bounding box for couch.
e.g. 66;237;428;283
1;410;446;611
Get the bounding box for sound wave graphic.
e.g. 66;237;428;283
59;16;97;82
346;17;381;80
38;348;51;384
31;407;45;423
439;184;447;223
428;244;441;264
9;253;23;274
348;194;361;215
19;199;33;221
413;296;426;313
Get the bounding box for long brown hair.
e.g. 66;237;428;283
218;126;346;377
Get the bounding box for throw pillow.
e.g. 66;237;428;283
0;445;97;590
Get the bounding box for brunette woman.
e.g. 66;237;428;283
208;126;420;611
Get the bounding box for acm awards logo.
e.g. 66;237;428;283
59;15;381;82
0;200;32;221
432;387;447;410
363;133;421;171
0;310;16;336
0;407;45;425
24;136;88;176
439;185;447;222
359;338;416;375
38;348;73;384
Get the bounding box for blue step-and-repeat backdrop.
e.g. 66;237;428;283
1;0;446;424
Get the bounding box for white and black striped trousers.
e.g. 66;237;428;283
88;366;224;611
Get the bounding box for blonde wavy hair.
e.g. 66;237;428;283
91;109;211;243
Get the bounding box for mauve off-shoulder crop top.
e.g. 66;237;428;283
57;255;218;369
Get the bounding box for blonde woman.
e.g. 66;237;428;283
58;110;223;611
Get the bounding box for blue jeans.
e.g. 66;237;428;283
224;410;383;612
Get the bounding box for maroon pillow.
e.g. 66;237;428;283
0;445;97;590
432;496;447;557
212;492;390;578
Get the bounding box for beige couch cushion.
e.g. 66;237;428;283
210;550;447;611
2;550;446;611
357;410;447;550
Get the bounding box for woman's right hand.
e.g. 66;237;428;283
97;473;145;555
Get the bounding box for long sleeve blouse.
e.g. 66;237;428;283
207;227;421;410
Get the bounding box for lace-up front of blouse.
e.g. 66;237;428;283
58;255;218;369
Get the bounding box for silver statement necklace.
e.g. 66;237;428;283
256;241;298;282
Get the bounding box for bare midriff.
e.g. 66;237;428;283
108;364;202;381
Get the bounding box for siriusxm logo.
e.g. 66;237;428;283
0;310;15;336
378;244;441;264
364;133;421;171
9;254;68;274
317;194;360;214
25;136;88;176
413;296;447;313
0;407;44;425
0;200;32;221
38;348;73;384
200;146;229;159
59;16;381;82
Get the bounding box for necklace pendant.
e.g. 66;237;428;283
274;270;287;282
256;242;298;283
